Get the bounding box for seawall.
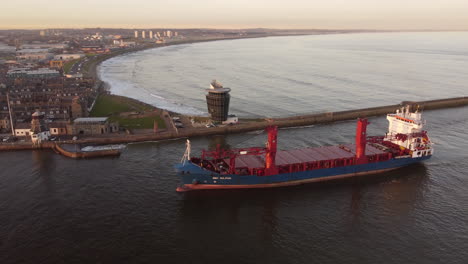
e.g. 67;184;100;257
1;96;466;149
49;96;468;145
0;143;121;159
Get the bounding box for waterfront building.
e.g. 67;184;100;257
49;121;69;136
134;30;138;38
71;117;119;135
142;31;146;39
14;123;31;137
149;31;153;39
205;80;231;122
30;110;50;144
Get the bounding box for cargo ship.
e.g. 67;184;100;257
175;106;433;192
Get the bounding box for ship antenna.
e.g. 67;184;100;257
181;139;191;164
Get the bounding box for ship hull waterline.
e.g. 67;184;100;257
175;156;431;192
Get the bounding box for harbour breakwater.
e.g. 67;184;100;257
1;96;465;152
74;96;468;144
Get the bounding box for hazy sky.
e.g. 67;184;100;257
2;0;468;30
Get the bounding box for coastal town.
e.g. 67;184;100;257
0;28;275;146
2;1;468;263
0;28;373;147
1;28;467;157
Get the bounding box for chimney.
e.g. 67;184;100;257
153;120;158;133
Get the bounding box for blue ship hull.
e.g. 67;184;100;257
175;155;431;191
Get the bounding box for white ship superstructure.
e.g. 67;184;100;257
384;106;433;158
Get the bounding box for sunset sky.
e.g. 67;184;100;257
2;0;468;30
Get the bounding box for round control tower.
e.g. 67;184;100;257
206;80;231;122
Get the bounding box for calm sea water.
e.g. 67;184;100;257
2;33;468;263
99;32;468;117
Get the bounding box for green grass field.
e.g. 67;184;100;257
90;95;132;116
111;116;166;129
90;94;166;129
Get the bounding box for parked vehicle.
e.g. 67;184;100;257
3;136;18;142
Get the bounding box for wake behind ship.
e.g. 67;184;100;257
175;106;433;192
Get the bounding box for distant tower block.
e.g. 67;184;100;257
142;31;146;39
134;30;138;38
149;31;153;39
206;80;231;122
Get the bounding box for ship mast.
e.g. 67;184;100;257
6;90;15;136
181;139;191;164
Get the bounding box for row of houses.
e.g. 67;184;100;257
0;76;97;123
14;112;119;144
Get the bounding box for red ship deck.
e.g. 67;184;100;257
225;143;388;170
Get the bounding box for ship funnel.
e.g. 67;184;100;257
355;118;369;164
265;126;279;176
